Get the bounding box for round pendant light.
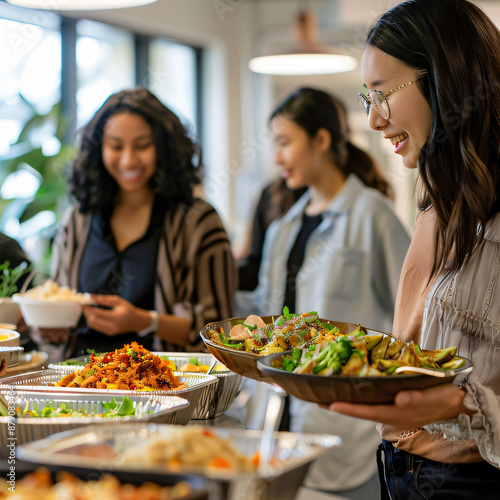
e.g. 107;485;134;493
249;10;357;76
6;0;157;10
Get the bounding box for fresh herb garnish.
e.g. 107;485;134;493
127;348;139;361
321;322;338;331
242;323;258;331
283;306;291;320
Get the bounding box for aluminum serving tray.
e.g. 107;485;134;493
156;352;242;418
0;369;218;425
0;392;189;447
0;346;24;368
50;352;242;419
17;423;341;500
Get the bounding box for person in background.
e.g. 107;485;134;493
0;232;30;280
48;88;235;358
0;231;31;293
254;88;411;498
0;232;37;352
237;93;391;293
235;180;304;431
237;179;306;291
326;0;500;498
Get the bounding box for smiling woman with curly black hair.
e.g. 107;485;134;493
48;88;234;358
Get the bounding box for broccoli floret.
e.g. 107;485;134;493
312;337;353;374
281;347;303;372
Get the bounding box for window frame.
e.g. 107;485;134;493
1;3;203;145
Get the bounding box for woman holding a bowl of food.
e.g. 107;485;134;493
326;0;500;498
43;88;234;358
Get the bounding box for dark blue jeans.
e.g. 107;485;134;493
377;439;500;500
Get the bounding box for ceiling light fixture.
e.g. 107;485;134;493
249;10;357;76
6;0;157;10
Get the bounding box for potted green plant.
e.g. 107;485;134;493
0;261;33;324
0;96;77;275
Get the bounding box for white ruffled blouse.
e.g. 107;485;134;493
422;213;500;468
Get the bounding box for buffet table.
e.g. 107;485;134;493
3;402;335;500
1;403;246;500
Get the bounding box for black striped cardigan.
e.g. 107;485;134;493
51;199;235;352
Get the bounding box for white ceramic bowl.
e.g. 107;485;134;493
0;329;20;347
0;298;21;324
12;296;83;328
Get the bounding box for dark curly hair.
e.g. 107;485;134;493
68;87;202;214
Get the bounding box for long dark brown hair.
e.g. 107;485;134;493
367;0;500;277
69;88;202;215
270;87;393;201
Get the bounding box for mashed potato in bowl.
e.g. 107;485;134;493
12;280;92;328
16;280;92;303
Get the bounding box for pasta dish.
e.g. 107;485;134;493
56;342;186;391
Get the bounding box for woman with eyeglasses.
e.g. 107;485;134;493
254;88;410;498
326;0;500;498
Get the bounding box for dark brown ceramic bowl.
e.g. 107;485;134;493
256;348;473;404
200;317;361;384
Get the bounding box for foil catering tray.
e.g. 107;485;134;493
155;352;242;418
0;391;189;448
17;423;341;500
50;352;242;419
0;346;24;368
0;369;218;425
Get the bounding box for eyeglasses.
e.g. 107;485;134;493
357;77;426;120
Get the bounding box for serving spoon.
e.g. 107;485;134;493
393;365;473;377
206;358;218;374
258;387;286;475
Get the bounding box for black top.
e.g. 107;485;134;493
283;212;323;313
74;198;165;355
238;181;306;291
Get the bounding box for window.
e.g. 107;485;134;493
149;38;199;137
76;20;135;128
0;16;62;241
0;17;61;157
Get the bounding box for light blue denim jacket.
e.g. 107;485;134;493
256;173;410;332
253;174;411;491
